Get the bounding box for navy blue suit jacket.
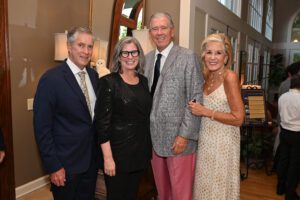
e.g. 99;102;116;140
33;61;99;174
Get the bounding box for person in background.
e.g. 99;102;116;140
276;75;300;200
0;128;5;163
144;12;203;200
34;27;99;200
94;37;152;200
278;62;300;97
188;33;244;200
273;62;300;169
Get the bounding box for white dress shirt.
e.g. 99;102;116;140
278;88;300;131
67;58;96;119
154;41;174;73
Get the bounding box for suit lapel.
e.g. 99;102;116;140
161;45;177;76
147;51;156;89
153;46;178;98
62;63;91;118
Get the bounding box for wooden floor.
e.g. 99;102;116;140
18;167;299;200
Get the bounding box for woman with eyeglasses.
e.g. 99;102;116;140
188;33;244;200
94;37;152;200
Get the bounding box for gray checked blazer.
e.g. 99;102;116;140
144;45;204;157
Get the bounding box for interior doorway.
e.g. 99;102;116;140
0;0;16;199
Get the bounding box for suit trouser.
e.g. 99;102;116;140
104;169;145;200
51;162;98;200
151;150;196;200
277;127;300;199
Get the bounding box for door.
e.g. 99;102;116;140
0;0;16;199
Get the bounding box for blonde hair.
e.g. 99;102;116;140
200;33;233;78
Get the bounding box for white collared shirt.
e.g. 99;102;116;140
278;88;300;131
67;58;96;119
154;41;174;73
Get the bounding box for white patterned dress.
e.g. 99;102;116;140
193;84;240;200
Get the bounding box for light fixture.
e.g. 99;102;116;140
54;31;68;61
91;39;108;66
132;27;154;54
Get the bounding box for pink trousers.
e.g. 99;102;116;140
151;150;196;200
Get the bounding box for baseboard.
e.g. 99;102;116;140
15;175;50;198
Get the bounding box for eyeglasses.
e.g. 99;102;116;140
120;50;139;58
204;50;226;57
150;26;170;33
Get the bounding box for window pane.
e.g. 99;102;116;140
119;26;128;40
137;9;143;30
121;0;140;18
218;0;241;17
248;0;263;33
291;13;300;42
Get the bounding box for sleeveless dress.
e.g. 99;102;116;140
193;84;240;200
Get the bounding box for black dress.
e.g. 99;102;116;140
94;72;152;200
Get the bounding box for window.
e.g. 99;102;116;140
227;28;239;73
252;46;260;84
291;13;300;42
265;0;274;41
248;0;263;33
218;0;241;17
246;43;253;83
262;50;270;90
246;38;261;84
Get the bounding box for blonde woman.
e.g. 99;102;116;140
188;33;245;200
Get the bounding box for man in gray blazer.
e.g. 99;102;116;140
144;12;203;200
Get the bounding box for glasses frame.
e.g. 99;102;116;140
120;50;140;58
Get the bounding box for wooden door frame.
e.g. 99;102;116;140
0;0;16;199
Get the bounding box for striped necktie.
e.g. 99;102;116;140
78;71;92;116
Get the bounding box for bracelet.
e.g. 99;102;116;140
211;110;216;121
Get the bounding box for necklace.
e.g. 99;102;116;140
206;69;225;93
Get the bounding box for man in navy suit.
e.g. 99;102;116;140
34;27;99;200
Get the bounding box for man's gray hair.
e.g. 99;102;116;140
149;12;174;29
67;27;94;44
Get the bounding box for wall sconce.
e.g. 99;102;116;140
132;27;154;54
54;32;68;61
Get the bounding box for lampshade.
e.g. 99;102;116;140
92;39;101;63
54;32;68;61
91;39;108;65
132;28;154;54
